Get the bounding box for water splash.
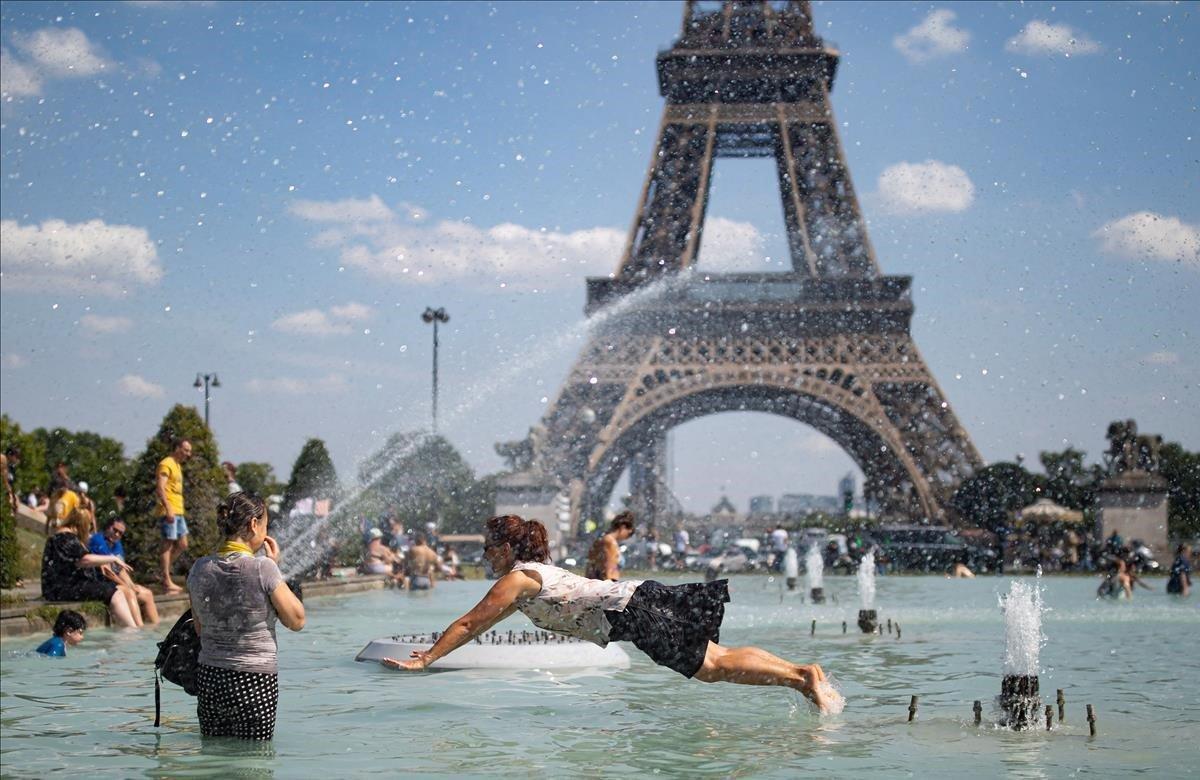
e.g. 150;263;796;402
856;551;876;609
783;547;799;580
277;271;697;578
805;545;823;591
1000;577;1045;677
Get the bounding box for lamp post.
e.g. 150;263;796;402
193;372;221;428
421;307;449;433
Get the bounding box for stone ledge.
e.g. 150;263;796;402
0;575;387;640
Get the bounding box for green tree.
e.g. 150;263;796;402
282;439;340;514
33;427;133;522
1038;447;1104;511
122;405;226;578
952;461;1039;533
1160;442;1200;539
0;414;48;498
357;431;495;535
235;462;283;499
0;490;19;588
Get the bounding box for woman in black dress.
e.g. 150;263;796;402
41;505;138;628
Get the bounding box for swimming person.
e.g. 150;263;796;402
381;515;840;713
35;610;87;656
187;492;305;740
585;511;635;580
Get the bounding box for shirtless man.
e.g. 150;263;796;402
585;511;636;581
405;533;441;590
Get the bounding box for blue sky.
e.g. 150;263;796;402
1;1;1197;513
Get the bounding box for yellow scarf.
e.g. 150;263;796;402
217;539;254;557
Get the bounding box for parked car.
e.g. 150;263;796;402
874;525;996;572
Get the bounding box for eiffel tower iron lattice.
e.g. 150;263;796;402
497;0;982;527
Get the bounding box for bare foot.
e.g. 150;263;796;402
162;582;184;594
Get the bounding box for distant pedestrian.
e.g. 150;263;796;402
222;462;242;495
156;439;193;593
586;512;636;581
769;525;789;572
1167;544;1192;597
35;610;87;657
2;446;20;513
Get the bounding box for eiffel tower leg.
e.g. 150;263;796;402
628;433;667;526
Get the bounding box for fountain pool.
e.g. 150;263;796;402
2;575;1197;777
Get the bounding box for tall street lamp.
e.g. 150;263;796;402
421;307;449;433
193;372;221;428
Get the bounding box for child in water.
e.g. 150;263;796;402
36;610;87;656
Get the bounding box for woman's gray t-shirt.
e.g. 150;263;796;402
187;554;284;674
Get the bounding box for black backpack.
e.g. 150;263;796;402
153;609;201;726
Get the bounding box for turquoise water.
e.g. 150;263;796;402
2;574;1197;778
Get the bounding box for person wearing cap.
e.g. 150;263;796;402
363;528;403;584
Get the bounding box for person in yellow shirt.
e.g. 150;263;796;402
156;439;193;593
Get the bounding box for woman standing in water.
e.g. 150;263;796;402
382;515;839;713
188;493;305;740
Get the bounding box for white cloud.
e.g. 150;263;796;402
245;374;348;395
0;47;42;97
1141;350;1179;366
0;218;163;295
1093;212;1200;268
328;302;372;321
12;27;112;77
80;314;133;334
2;353;30;369
1006;20;1101;57
876;160;975;215
695;217;767;271
271;302;373;336
289;195;394;224
893;10;970;63
291;196;609;288
117;374;165;399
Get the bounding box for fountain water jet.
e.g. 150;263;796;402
275;272;693;579
856;551;878;633
999;578;1045;730
783;547;799;591
805;545;825;604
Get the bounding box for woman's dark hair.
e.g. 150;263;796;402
611;511;635;532
217;492;266;538
53;609;87;637
486;515;549;563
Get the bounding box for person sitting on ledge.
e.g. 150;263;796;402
41;505;138;628
381;514;841;713
89;517;160;625
36;609;87;657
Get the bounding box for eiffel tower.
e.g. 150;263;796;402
498;0;982;526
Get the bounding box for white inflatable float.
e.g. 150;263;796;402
356;630;631;670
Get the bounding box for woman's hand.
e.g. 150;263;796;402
262;536;281;563
381;649;432;671
110;558;133;574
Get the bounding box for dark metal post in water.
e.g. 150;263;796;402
1000;675;1041;730
786;577;797;591
887;618;892;633
1086;704;1096;736
908;695;919;722
895;623;901;640
810;587;825;604
973;700;982;725
1057;689;1065;722
1045;705;1053;731
842;620;847;633
811;619;816;636
857;609;878;634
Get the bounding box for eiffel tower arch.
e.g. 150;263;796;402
500;0;982;527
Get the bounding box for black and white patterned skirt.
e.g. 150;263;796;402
196;664;279;741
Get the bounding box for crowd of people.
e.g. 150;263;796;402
357;514;462;589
